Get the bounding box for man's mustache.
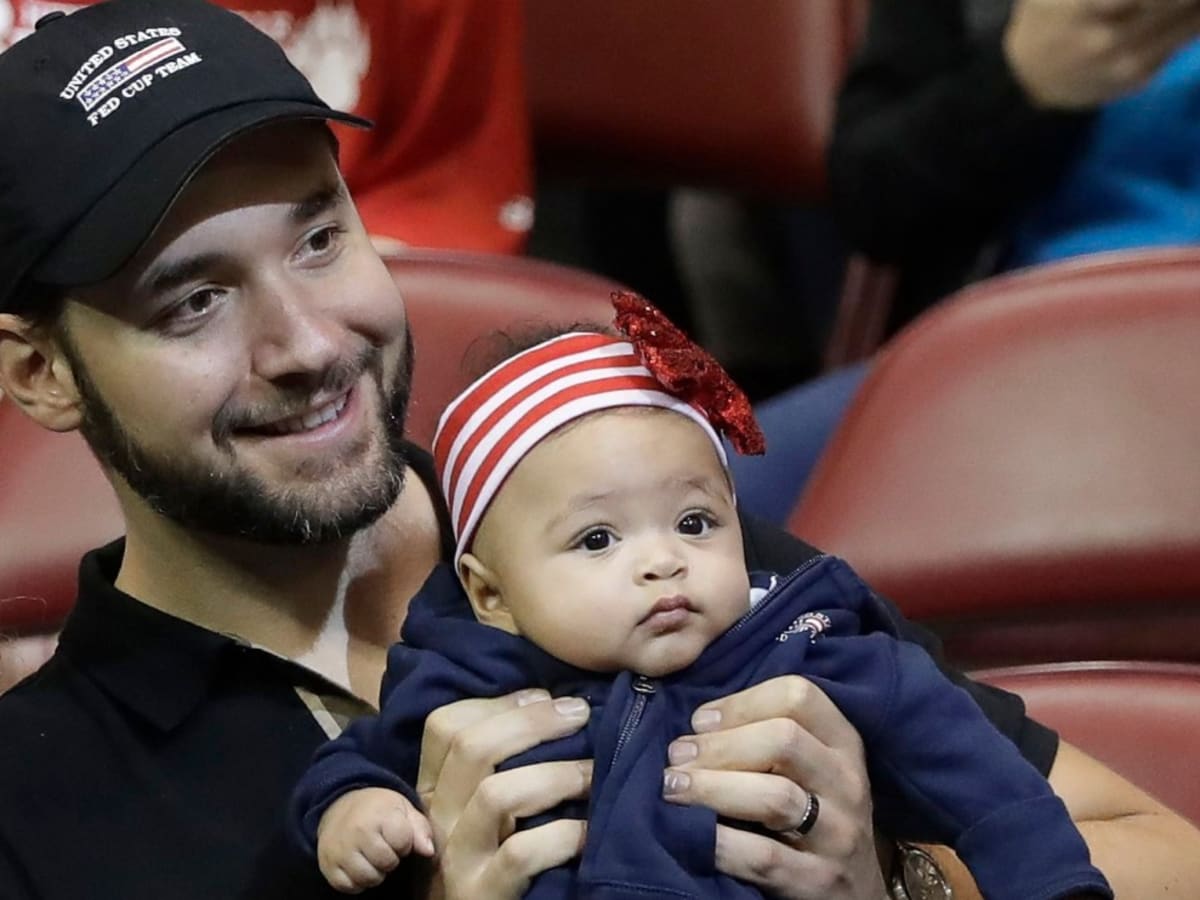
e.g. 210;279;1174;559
210;345;383;445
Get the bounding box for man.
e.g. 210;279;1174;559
0;2;1196;898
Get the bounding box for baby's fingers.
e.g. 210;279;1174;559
321;852;387;895
379;805;435;858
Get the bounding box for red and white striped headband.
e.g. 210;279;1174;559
432;331;729;565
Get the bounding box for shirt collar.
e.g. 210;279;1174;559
58;540;273;732
55;445;454;732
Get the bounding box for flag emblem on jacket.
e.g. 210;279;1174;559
777;612;833;643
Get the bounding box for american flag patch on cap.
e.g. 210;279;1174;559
78;38;185;111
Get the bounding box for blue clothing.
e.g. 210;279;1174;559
291;556;1109;900
1006;39;1200;269
727;363;870;524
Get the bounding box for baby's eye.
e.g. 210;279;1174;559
578;528;613;552
677;512;714;536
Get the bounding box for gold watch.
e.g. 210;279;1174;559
889;842;952;900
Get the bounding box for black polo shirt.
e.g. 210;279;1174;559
0;444;455;900
0;537;368;897
0;466;1054;898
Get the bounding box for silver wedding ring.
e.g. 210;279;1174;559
778;790;820;840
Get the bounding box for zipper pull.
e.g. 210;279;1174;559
632;675;657;694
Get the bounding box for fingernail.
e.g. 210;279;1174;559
516;688;550;706
667;739;698;765
416;828;435;857
692;708;722;732
554;696;589;717
662;769;690;796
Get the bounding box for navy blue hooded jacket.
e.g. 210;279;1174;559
290;555;1110;900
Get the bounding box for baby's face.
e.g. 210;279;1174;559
469;407;750;677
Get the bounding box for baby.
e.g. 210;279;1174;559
289;293;1110;900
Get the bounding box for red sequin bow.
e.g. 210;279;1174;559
611;290;765;455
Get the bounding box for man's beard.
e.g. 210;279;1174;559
64;330;414;545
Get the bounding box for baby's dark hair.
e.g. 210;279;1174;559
461;319;617;383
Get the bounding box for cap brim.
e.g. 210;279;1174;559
34;101;370;286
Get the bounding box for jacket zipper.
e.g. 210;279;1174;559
607;555;827;765
611;674;656;765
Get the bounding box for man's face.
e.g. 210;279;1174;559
471;408;750;677
56;122;412;544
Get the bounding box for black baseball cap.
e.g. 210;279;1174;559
0;0;370;313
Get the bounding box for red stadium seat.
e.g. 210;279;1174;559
523;0;882;371
790;248;1200;667
974;661;1200;825
0;398;119;634
0;399;117;692
524;0;864;200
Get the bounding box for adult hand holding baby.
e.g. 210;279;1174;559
661;676;887;900
415;676;886;900
1005;0;1200;108
417;689;593;899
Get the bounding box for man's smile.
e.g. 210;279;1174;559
253;389;351;436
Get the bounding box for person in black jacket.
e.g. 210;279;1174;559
831;0;1200;327
729;0;1200;529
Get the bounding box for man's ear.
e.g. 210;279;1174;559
458;552;519;634
0;314;84;432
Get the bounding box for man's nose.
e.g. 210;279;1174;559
247;278;344;381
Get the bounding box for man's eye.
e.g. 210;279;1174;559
182;290;218;316
157;288;223;332
302;225;343;257
678;513;713;536
579;529;613;552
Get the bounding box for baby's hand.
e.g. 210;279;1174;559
316;786;435;893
